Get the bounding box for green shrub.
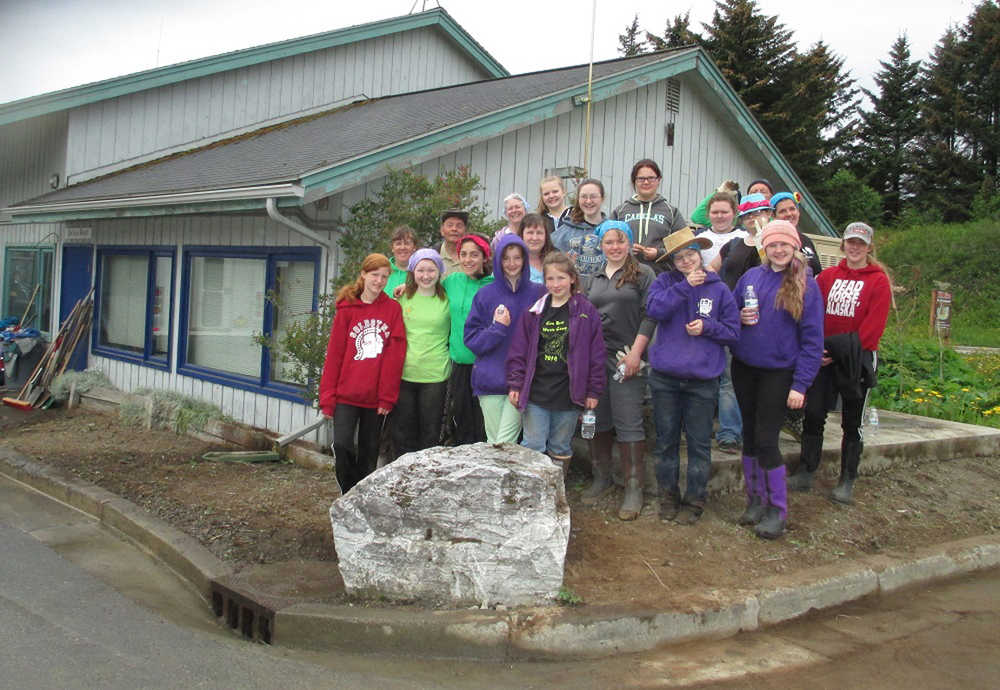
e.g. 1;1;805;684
870;332;1000;428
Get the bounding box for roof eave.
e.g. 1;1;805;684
5;183;303;223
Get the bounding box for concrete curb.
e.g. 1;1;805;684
1;445;998;660
0;447;232;600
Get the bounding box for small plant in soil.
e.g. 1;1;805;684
556;586;583;606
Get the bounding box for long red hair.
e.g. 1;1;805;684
337;253;391;302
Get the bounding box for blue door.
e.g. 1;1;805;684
60;245;94;372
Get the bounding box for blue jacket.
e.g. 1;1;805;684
506;292;607;410
551;215;606;277
732;265;825;393
646;270;740;380
464;235;546;396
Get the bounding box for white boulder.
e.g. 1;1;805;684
330;443;570;607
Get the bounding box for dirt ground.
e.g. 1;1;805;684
3;406;999;610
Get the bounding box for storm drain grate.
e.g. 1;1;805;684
210;580;274;644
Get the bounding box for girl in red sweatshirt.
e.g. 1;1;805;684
319;254;406;495
789;222;891;504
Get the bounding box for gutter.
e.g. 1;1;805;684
7;183;305;216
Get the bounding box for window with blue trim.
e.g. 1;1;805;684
94;248;174;367
2;247;53;333
179;247;319;397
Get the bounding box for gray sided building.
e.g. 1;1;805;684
0;8;837;440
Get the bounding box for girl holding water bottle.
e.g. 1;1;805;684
788;222;891;504
506;252;606;477
646;228;740;525
731;220;824;539
581;220;656;521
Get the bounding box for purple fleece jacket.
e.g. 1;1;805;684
646;269;740;380
506;292;607;411
464;235;546;397
732;264;825;393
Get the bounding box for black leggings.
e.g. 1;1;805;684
332;404;382;495
731;359;794;470
447;362;486;445
391;379;448;459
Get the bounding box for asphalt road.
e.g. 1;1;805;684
1;472;998;689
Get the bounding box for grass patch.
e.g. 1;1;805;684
878;219;999;346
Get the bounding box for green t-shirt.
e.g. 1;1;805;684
442;271;493;365
399;292;451;383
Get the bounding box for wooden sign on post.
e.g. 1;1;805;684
930;283;953;340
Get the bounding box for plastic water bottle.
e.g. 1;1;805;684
743;284;759;325
581;409;597;439
867;407;879;441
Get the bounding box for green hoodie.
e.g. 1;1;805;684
442;270;494;364
384;257;408;296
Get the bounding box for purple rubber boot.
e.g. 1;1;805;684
755;465;787;539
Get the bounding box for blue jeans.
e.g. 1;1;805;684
716;353;742;443
521;403;579;457
649;370;719;504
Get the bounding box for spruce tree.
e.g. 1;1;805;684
618;14;645;57
700;0;796;126
853;36;922;221
645;12;701;51
775;40;858;193
958;1;1000;181
912;28;979;221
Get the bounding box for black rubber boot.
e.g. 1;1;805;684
831;477;855;504
738;496;764;525
754;505;786;539
789;433;823;491
582;431;614;504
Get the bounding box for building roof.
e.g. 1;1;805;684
6;48;837;236
0;8;506;127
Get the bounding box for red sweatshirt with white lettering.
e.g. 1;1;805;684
815;259;891;352
318;292;406;416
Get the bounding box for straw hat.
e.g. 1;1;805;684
657;227;713;262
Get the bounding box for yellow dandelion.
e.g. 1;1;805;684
914;398;925;403
913;388;924;393
962;387;970;392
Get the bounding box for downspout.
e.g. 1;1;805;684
265;197;337;447
265;197;337;288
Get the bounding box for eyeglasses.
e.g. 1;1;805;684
635;176;660;183
579;194;603;201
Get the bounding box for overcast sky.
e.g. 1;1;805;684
0;0;977;105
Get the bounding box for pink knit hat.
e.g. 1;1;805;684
759;220;801;250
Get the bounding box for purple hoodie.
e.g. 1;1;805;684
464;235;546;397
732;264;825;393
506;292;607;410
646;269;740;380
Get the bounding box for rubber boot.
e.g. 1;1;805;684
581;431;615;504
788;433;822;492
738;455;765;525
755;465;787;539
831;436;862;504
618;441;645;521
